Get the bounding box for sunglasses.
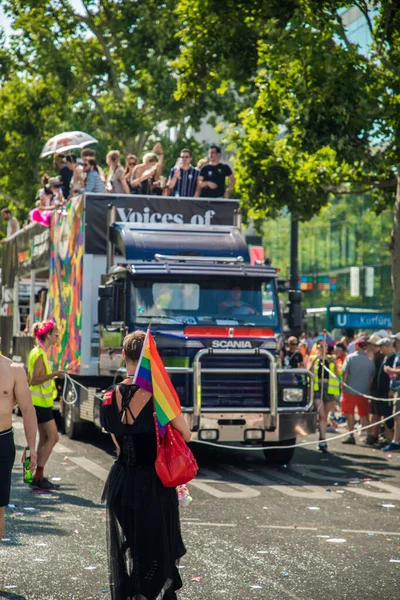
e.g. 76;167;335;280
180;155;190;159
128;161;136;166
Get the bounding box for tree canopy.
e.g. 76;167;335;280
0;0;211;219
175;0;400;326
3;0;183;152
175;0;398;219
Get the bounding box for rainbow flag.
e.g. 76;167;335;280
133;330;182;435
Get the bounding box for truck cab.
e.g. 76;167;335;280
98;216;316;463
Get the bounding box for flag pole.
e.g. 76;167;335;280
132;327;151;386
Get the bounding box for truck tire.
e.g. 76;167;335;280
62;387;88;440
263;438;296;465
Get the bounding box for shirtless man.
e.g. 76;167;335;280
0;349;37;541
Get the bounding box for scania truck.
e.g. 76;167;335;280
0;193;316;463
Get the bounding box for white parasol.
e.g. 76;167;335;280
40;131;98;158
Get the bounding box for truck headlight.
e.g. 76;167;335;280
198;429;219;441
283;388;303;403
244;429;264;441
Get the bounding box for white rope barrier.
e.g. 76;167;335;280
321;362;398;402
61;368;399;452
61;372;104;405
192;409;400;451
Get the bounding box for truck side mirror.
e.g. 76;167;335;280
98;285;114;326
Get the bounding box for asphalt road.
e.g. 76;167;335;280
1;417;399;600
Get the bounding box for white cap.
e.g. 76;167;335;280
390;332;400;341
376;337;393;346
368;333;384;344
376;329;390;337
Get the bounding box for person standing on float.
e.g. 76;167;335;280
28;320;65;490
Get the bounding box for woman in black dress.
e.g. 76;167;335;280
101;330;191;600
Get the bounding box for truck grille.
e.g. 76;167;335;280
200;354;270;408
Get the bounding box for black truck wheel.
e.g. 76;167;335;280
263;438;296;465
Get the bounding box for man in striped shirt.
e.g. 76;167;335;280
167;148;199;197
82;158;106;194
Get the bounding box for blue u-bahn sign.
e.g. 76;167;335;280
333;312;392;329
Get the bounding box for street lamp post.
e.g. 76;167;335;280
288;217;303;336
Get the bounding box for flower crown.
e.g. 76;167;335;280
35;319;55;338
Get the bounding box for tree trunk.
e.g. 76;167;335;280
134;132;149;157
392;173;400;332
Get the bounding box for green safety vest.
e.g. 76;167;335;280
314;358;340;396
28;346;57;408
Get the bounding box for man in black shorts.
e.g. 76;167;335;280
0;349;37;541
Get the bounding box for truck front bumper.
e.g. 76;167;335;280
187;410;317;443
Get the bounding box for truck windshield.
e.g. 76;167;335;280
133;279;279;327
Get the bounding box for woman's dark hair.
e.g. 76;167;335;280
123;330;146;362
65;153;77;164
124;154;138;175
87;157;99;171
40;174;52;196
32;320;56;343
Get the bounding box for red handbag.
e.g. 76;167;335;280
154;413;198;487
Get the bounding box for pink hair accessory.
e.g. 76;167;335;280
35;319;55;338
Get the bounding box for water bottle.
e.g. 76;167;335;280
284;355;290;369
23;446;33;484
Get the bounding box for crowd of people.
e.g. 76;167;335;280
280;328;400;453
0;142;235;234
0;143;234;231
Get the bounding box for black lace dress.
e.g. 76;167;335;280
101;384;186;600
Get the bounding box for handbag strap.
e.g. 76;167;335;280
153;401;178;450
153;400;161;451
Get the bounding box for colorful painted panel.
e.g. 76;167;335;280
49;195;84;373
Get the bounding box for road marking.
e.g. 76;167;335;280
54;443;74;454
342;529;400;536
181;521;237;527
69;457;108;481
290;464;400;500
191;468;260;498
257;525;318;531
229;466;339;500
257;525;400;537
